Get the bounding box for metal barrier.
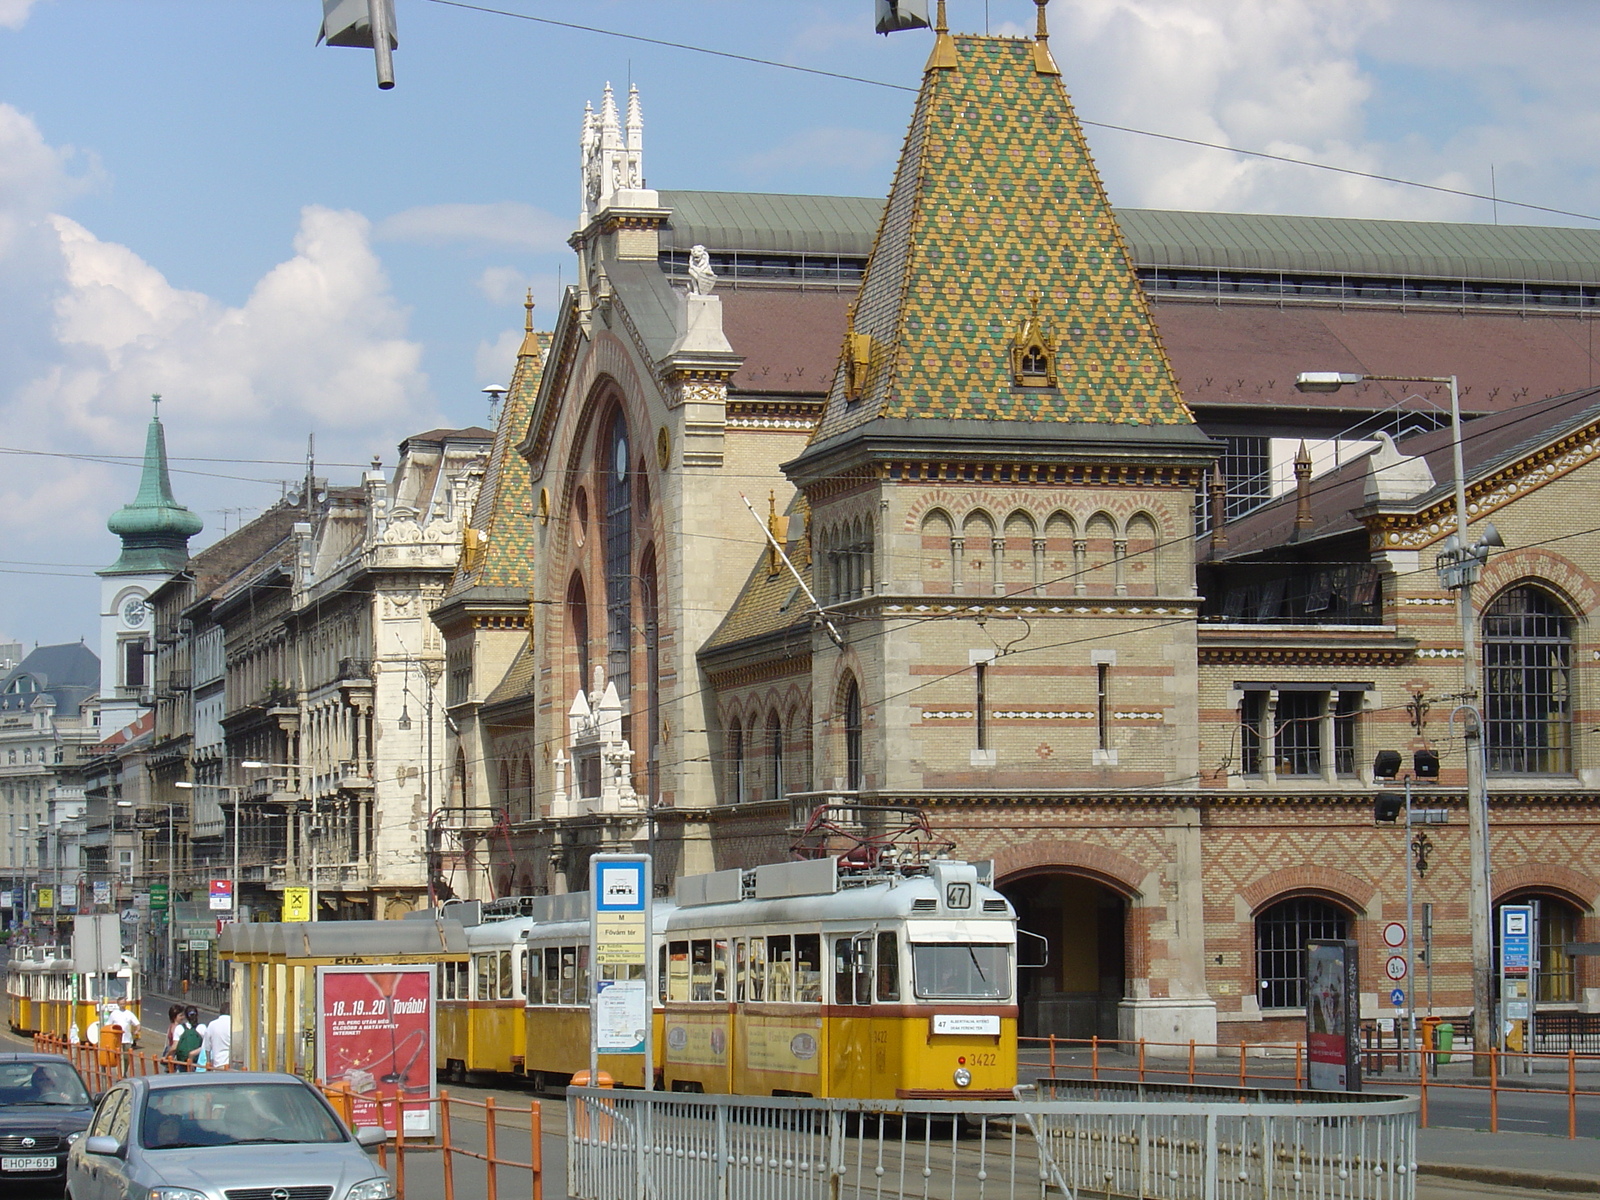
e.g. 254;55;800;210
566;1085;1418;1200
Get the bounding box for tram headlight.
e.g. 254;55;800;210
953;1067;972;1088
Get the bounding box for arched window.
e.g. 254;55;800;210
843;678;863;792
566;574;590;693
1485;586;1573;774
767;711;784;801
1497;895;1584;1003
1255;896;1350;1009
601;409;632;706
728;718;745;804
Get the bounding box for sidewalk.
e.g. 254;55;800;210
1418;1127;1600;1193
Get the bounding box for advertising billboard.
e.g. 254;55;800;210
1306;939;1361;1091
315;964;436;1136
590;854;652;1072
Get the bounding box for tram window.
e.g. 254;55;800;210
876;932;900;1002
911;943;1009;999
577;945;590;1000
476;954;492;1001
794;935;822;1003
767;935;793;1002
500;950;515;999
526;952;542;1005
748;938;766;1002
544;948;560;1004
713;940;729;1001
833;938;861;1005
658;945;668;1001
560;948;577;1005
666;941;689;1002
691;940;713;1001
854;938;873;1005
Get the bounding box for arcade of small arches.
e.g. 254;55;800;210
917;505;1176;598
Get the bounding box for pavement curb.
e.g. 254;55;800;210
1420;1162;1600;1194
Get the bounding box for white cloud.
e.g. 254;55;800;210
740;126;898;180
475;328;523;388
376;202;570;251
0;0;39;31
477;265;534;306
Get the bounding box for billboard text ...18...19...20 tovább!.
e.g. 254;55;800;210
316;964;437;1135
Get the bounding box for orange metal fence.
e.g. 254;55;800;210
1021;1033;1599;1139
33;1033;544;1200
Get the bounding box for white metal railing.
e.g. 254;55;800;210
567;1084;1417;1200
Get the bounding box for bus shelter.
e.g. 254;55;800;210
219;920;468;1076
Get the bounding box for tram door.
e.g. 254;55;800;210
1001;874;1125;1040
831;933;890;1098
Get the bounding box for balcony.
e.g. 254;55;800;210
337;658;374;681
337;760;374;791
159;669;192;696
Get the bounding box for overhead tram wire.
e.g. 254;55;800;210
427;0;1600;227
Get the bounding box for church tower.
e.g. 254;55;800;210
97;397;203;733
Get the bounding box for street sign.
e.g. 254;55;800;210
37;886;54;909
188;939;209;951
1382;922;1407;948
1384;954;1408;981
590;855;652;1065
1390;987;1406;1007
93;881;112;906
149;882;169;911
60;883;78;908
283;886;311;922
209;879;234;911
0;890;11;908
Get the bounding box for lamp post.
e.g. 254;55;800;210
175;780;242;956
398;655;442;910
242;760;312;919
1297;370;1500;1071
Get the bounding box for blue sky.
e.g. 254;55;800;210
4;0;1600;648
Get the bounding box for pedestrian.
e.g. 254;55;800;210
163;1004;186;1069
175;1006;205;1070
200;1004;232;1071
105;999;140;1072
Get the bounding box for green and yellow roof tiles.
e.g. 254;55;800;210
813;35;1193;443
452;323;550;593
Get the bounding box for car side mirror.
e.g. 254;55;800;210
354;1126;388;1148
83;1135;122;1157
1017;929;1050;969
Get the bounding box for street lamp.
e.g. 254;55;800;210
1297;369;1499;1070
242;761;314;920
397;655;442;910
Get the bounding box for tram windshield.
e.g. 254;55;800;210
911;943;1010;1000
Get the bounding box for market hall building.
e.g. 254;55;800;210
435;14;1600;1049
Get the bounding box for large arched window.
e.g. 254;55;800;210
566;574;590;694
601;409;632;707
1484;585;1573;774
1255;896;1350;1009
842;678;863;792
767;711;784;801
641;544;660;803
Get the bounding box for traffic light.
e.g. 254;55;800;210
1373;793;1404;823
1372;750;1402;779
1413;749;1440;779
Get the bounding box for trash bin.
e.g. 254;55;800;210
1434;1022;1454;1064
1421;1016;1441;1050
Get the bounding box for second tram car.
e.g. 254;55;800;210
5;944;140;1039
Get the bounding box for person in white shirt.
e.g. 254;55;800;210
200;1008;232;1070
106;1001;140;1045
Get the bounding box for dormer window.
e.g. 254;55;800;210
1010;292;1058;387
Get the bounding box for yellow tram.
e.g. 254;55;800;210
429;852;1021;1100
5;944;140;1039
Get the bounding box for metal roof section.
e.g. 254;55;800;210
1117;209;1600;285
659;190;883;257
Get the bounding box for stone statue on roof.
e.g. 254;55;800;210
687;244;717;296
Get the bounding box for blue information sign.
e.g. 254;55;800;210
1501;905;1533;975
595;860;646;912
1390;987;1405;1007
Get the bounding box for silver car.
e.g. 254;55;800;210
65;1072;391;1200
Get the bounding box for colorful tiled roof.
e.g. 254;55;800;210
810;29;1195;443
701;494;814;656
452;296;550;593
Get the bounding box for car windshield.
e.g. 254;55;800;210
911;943;1010;999
140;1083;347;1150
0;1060;90;1107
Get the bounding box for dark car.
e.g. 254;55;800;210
0;1052;96;1193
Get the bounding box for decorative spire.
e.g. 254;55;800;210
517;289;540;358
102;394;203;575
1032;0;1059;75
927;0;956;70
625;82;643;151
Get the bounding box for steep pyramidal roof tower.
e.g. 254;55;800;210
802;0;1207;459
104;395;204;575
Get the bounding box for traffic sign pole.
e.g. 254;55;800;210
1404;775;1417;1072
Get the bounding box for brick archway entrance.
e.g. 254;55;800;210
1000;872;1128;1040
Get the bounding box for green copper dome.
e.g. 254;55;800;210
103;397;203;575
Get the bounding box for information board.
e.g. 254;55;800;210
1306;939;1361;1092
589;854;652;1072
315;964;436;1136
